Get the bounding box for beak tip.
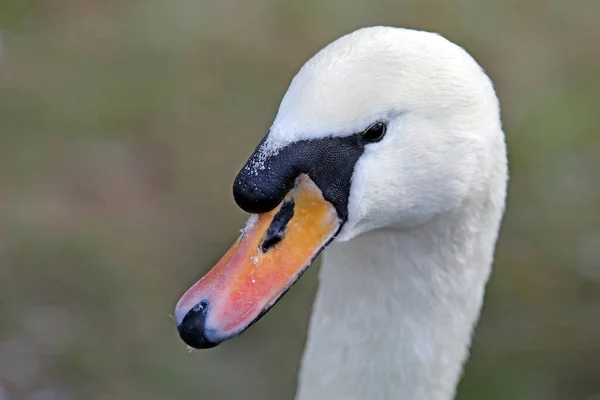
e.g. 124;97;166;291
176;301;220;350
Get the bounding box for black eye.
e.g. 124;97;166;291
361;121;387;143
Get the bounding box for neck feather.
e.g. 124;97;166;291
295;200;503;400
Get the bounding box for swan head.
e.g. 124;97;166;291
174;26;506;349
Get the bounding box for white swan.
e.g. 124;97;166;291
174;26;508;400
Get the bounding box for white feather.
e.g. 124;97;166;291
263;26;507;400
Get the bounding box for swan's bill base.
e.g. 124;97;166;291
174;175;342;349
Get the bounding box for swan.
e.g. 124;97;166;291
174;26;508;400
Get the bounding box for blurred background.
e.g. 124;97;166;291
0;0;599;399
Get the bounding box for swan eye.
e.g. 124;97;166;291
361;122;387;143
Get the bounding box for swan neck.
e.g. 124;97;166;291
296;212;499;400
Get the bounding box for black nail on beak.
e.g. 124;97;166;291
176;300;219;349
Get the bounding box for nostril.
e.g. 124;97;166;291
176;300;219;349
262;200;295;253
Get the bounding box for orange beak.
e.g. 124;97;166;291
174;175;342;348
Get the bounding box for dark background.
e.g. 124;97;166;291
1;0;599;399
